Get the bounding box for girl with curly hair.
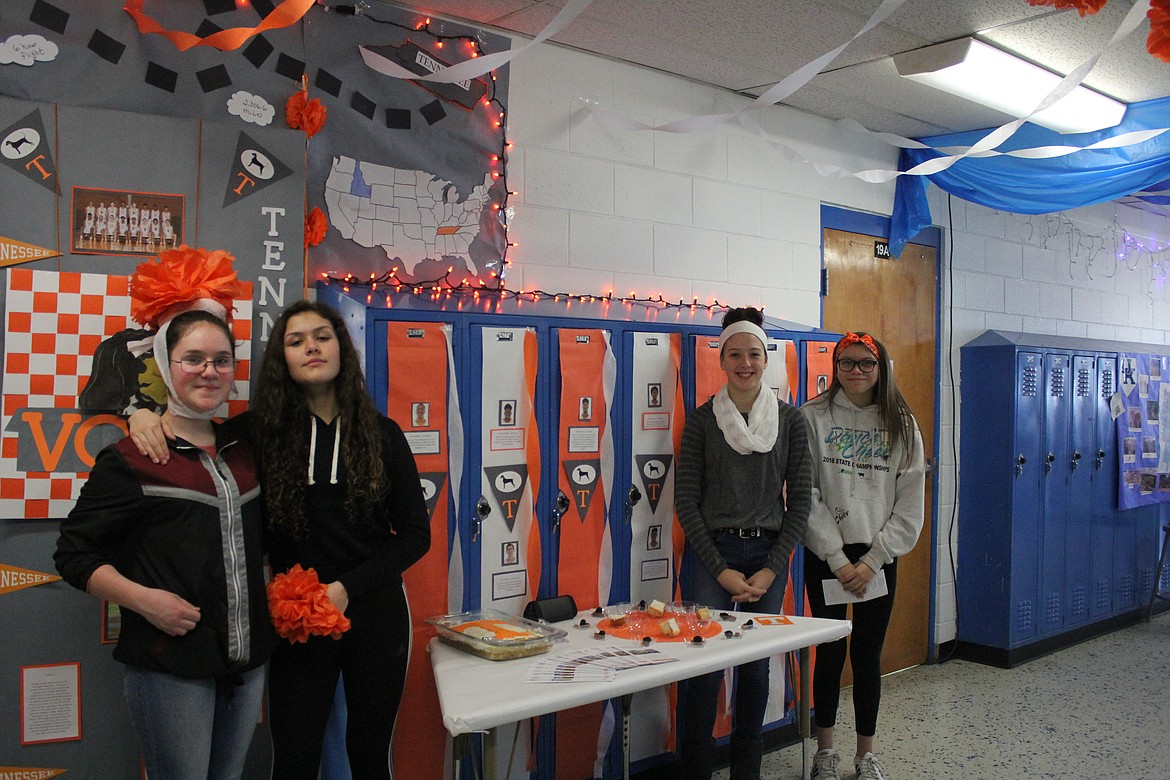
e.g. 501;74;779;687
132;299;430;779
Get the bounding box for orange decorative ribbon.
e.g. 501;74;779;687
834;332;880;362
123;0;317;52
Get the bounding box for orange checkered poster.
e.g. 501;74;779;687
0;268;253;519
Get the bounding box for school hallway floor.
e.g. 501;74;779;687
717;610;1170;780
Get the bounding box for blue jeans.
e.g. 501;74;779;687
123;665;265;780
681;532;788;743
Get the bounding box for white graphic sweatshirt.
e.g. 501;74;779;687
800;391;926;574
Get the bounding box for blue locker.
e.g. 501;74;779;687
959;331;1164;667
316;283;835;778
1088;354;1117;619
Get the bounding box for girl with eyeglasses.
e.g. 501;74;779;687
801;332;925;780
129;300;430;779
56;251;275;780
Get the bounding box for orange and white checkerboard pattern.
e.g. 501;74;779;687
1;268;253;519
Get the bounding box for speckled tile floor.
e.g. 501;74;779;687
713;612;1170;780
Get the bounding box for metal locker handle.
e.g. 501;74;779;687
474;495;491;541
552;490;571;534
1071;450;1082;471
1016;454;1027;478
1096;449;1106;468
624;485;642;524
1045;453;1056;473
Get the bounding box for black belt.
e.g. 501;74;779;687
713;527;776;539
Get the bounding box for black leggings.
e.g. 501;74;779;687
268;582;411;779
804;545;897;737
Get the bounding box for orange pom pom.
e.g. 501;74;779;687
267;564;351;643
128;244;242;328
286;91;326;138
1026;0;1107;15
305;207;327;248
1149;0;1170;62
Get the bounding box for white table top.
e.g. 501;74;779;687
428;612;851;736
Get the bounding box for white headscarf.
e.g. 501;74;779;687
152;298;230;421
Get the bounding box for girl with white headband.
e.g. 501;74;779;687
56;246;274;779
675;306;813;780
802;331;924;780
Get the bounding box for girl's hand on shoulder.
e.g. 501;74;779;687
325;581;349;614
128;409;174;464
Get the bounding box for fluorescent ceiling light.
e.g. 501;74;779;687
894;37;1125;134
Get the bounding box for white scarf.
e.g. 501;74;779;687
712;383;779;454
153;299;230;421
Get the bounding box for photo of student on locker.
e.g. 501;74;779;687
129;300;430;779
675;306;813;780
801;331;925;780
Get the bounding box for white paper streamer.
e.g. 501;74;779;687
358;0;595;84
587;0;1168;184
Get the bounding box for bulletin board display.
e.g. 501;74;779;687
1116;352;1170;509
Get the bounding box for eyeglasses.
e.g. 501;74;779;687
172;356;237;374
836;358;879;373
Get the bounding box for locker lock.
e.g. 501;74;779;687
624;485;642;524
1015;454;1027;478
1071;451;1082;471
473;495;491;541
551;490;571;534
1096;449;1106;468
1045;452;1056;473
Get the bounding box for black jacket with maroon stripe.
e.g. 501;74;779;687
55;426;275;678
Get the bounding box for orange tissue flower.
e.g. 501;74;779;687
128;245;242;328
286;91;327;138
1026;0;1108;16
1149;0;1170;62
267;564;351;643
305;207;327;248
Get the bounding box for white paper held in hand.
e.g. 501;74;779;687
822;569;888;605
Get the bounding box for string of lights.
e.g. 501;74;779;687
1025;212;1169;293
320;2;514;284
317;267;739;313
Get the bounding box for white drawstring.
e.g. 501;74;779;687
307;416;341;486
307;417;317;485
329;419;340;485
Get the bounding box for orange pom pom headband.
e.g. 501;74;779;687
834;332;879;362
129;245;243;329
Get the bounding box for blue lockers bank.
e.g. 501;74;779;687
958;330;1170;667
316;281;840;778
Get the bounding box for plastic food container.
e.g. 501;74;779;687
427;609;568;661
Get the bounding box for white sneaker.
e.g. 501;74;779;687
810;748;842;780
854;752;888;780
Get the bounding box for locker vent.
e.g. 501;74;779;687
1140;568;1153;594
1071;585;1086;615
1162;565;1170;591
1046;592;1062;623
1016;600;1033;633
1096;579;1110;611
1022;366;1039;396
1100;370;1113;398
1076;367;1091;397
1120;574;1134;602
1049;367;1065;397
